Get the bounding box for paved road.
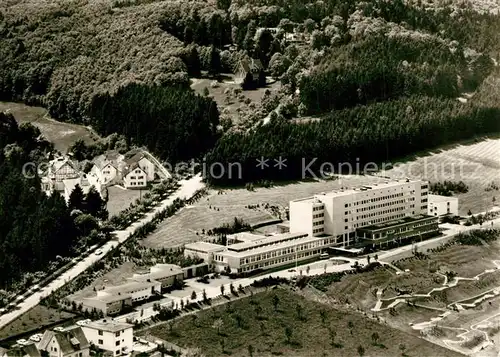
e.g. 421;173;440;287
0;175;204;330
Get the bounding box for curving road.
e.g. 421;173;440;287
0;175;204;330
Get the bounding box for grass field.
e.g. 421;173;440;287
0;305;75;341
0;101;98;153
144;289;463;357
383;138;500;215
142;175;383;248
106;186;149;217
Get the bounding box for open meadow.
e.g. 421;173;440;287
141;175;384;248
143;288;463;357
0;102;98;153
383;137;500;215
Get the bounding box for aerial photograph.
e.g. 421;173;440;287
0;0;499;356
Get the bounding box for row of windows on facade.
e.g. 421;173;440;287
128;181;145;186
98;330;121;337
313;212;324;218
354;207;415;219
128;176;144;180
345;213;406;230
313;227;324;234
232;238;336;265
239;249;322;272
371;227;436;240
344;192;411;208
313;205;324;211
384;221;437;235
355;199;416;213
313;220;324;226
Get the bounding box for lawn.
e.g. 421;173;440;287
144;289;464;357
142;175;383;248
0;101;98;154
106;185;149;217
0;305;76;341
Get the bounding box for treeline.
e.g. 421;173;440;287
430;181;469;196
205;96;500;184
88;83;220;164
0;112;78;288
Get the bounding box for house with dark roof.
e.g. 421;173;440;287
235;57;265;88
0;343;40;357
91;151;126;185
123;153;155;182
38;326;89;357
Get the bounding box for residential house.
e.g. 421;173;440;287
124;153;155;182
1;343;40;357
122;164;147;189
80;319;133;357
38;326;89;357
235;58;265;87
91;151;125;185
41;157;80;193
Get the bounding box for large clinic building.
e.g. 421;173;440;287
289;179;433;246
184;179;439;275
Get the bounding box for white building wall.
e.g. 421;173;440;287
82;326;133;356
290;180;429;246
289;200;316;236
428;195;458;216
138;157;155;182
123;168;147;188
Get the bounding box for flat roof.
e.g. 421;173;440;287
184;241;226;252
221;235;327;258
228;232;308;252
428;194;458;203
83;319;133;332
102;280;159;295
290;179;426;203
228;232;268;242
83;293;131;304
358;215;437;231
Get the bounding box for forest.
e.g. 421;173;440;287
0;0;499;180
0;112;77;289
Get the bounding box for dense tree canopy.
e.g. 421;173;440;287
205;96;500;184
0;112;78;288
89;83;220;163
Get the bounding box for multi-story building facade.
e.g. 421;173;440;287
290;179;430;246
185;232;336;275
80;319;133;357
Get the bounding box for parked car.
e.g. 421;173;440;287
53;327;65;332
29;334;43;342
16;339;29;346
95;249;103;255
